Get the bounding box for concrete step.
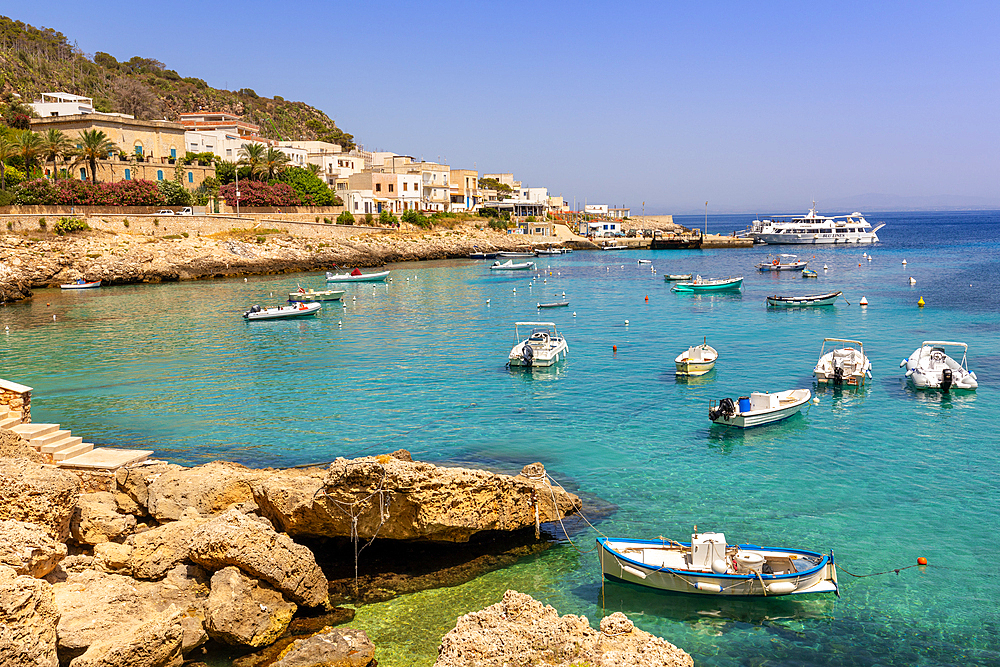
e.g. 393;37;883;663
58;447;153;470
32;429;72;449
52;442;94;461
40;435;84;455
12;423;58;440
0;416;21;429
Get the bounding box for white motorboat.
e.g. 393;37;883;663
507;321;568;368
814;338;871;387
243;302;321;320
637;259;652;264
598;532;838;597
535;247;564;256
675;340;718;376
663;274;693;281
756;254;808;271
491;260;535;271
325;269;390;283
746;203;884;245
709;389;811;428
288;287;345;302
61;279;101;289
497;251;536;258
900;341;978;391
766;291;843;307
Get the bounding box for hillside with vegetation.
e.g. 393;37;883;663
0;15;354;148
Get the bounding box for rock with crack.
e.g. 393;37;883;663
0;565;59;667
434;590;694;667
0;519;68;578
115;463;184;516
205;566;297;648
71;491;137;545
67;608;186;667
188;509;328;607
253;456;581;542
0;458;81;540
52;565;209;662
272;627;375;667
144;461;265;521
123;515;206;579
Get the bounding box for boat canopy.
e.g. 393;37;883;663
921;341;968;350
515;321;557;327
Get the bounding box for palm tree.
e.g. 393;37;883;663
71;129;118;184
14;131;43;178
237;143;266;180
255;146;291;181
39;128;74;181
0;135;16;190
306;162;322;177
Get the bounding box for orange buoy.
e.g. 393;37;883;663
612;345;617;353
917;557;928;565
645;295;649;302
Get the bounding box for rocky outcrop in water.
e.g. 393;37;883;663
434;590;693;667
272;627;375;667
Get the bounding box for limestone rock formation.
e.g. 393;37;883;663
123;516;205;579
205;566;297;648
92;542;133;572
52;565;208;661
68;609;186;667
71;491;137;545
188;509;328;607
253;456;581;542
0;519;68;578
0;428;46;462
0;458;81;540
272;628;375;667
0;566;60;667
434;590;693;667
144;461;265;521
115;462;183;516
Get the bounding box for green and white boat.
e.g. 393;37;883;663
671;276;743;293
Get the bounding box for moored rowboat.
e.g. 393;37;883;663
244;302;321;320
709;388;811;428
663;274;693;281
675;341;718;376
766;291;842;307
288;288;345;302
61;279;101;290
491;260;535;271
325;270;390;283
671;276;743;292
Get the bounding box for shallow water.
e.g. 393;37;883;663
3;211;999;666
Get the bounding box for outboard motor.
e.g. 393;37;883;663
833;365;844;386
941;367;954;393
521;343;534;367
709;397;736;421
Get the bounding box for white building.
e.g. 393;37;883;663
29;92;135;120
518;187;549;203
279;141;365;185
584;204;609;215
579;220;621;236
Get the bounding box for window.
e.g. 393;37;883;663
403;182;407;191
388;184;394;193
188;172;194;183
170;148;177;158
134;144;143;156
226;149;232;156
124;169;131;180
157;170;164;180
354;201;358;211
376;184;382;192
80;168;87;180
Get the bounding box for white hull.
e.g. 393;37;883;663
599;537;838;597
244;302;321;320
902;342;978;391
507;321;568;368
710;389;811;428
288;289;345;302
814;339;871;386
753;233;879;245
747;206;883;245
674;344;718;376
61;281;101;289
491;261;535;271
325;270;390;282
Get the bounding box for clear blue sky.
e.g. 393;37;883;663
12;1;999;213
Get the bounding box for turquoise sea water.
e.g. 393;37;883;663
3;211;999;666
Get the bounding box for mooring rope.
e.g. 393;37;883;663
837;563;929;578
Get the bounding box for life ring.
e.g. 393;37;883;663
772;259;779;266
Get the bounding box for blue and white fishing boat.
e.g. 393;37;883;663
598;531;838;597
61;279;101;290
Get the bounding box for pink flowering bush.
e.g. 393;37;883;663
220;180;300;207
12;179;165;206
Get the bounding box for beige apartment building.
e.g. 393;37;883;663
450;169;480;211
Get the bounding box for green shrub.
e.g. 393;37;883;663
378;209;398;226
163;234;182;239
323;217;332;224
526;215;537;222
336;211;355;225
38;217;46;230
122;219;129;227
153;218;159;226
402;209;429;228
489;218;511;230
181;232;189;238
256;235;265;243
6;221;12;230
53;218;88;236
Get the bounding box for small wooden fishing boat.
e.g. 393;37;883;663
671;276;743;292
537;301;570;309
756;253;808;272
598;532;838;597
709;388;811;428
61;279;101;290
675;339;718;376
901;341;978;391
325;269;390;283
766;291;842;307
637;259;652;264
535;247;563;256
507;321;568;368
491;260;535;271
802;269;819;278
243;302;321;320
601;244;629;250
469;251;498;259
814;338;871;386
663;274;693;281
288;288;345;302
497;251;536;258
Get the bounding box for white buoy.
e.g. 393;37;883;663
513;288;516;293
860;296;868;306
867;255;872;261
625;320;630;325
352;296;356;301
338;320;342;326
909;277;916;284
486;299;491;304
823;265;828;270
812;397;820;405
573;312;576;317
244;278;247;282
902;259;907;265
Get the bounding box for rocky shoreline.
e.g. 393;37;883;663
0;222;599;303
0;443;695;667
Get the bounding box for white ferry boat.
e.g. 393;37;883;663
746;204;884;245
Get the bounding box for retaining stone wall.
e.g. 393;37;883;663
0;379;32;423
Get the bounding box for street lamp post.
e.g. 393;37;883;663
705;201;708;236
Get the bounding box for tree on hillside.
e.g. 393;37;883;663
14;131;43;177
93;51;119;69
71;129;118;184
238;143;266;180
1;93;37;130
39;128;74;181
256;146;291;181
111;77;162;121
0;135;16;190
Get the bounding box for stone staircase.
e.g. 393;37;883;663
2;406;153;469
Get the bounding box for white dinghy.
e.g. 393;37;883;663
491;260;535;271
325;269;390;283
507;321;568;368
674;339;718;376
709;389;811;428
598;531;838;597
901;341;978;391
814;338;872;387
